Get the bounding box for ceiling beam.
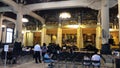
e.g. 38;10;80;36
28;12;45;24
24;0;117;11
3;16;16;23
0;7;14;13
0;0;45;24
24;0;88;11
0;0;19;12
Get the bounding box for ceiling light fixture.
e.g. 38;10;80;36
117;14;119;18
22;18;29;22
59;12;71;19
65;25;79;28
2;25;6;27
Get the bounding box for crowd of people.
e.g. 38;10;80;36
0;41;104;68
33;42;103;64
33;42;79;63
0;42;22;64
83;52;101;68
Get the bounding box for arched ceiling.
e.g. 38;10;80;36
34;7;98;25
0;0;118;28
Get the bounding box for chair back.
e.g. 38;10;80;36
83;60;91;65
92;60;100;67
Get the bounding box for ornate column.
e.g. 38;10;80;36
15;5;23;42
56;23;62;47
15;12;23;42
101;0;110;44
96;23;101;49
77;23;83;49
0;14;3;42
118;0;120;42
41;24;47;45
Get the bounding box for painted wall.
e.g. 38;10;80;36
45;35;51;46
26;32;33;46
2;27;6;43
110;31;119;45
22;28;119;48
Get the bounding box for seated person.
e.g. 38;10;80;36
62;44;68;52
112;50;119;57
83;55;91;65
84;44;98;53
91;52;101;66
43;51;54;63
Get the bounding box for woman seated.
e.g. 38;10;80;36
43;51;54;63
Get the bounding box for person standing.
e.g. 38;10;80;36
41;43;48;58
12;42;22;64
34;42;42;63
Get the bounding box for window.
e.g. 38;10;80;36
6;28;13;43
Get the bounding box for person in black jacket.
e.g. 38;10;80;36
12;42;22;64
84;44;98;53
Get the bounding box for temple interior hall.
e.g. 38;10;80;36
0;0;120;68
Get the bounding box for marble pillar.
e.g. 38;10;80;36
77;23;83;49
101;0;110;44
96;23;101;49
0;14;3;42
56;24;62;47
41;24;46;45
15;6;23;42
